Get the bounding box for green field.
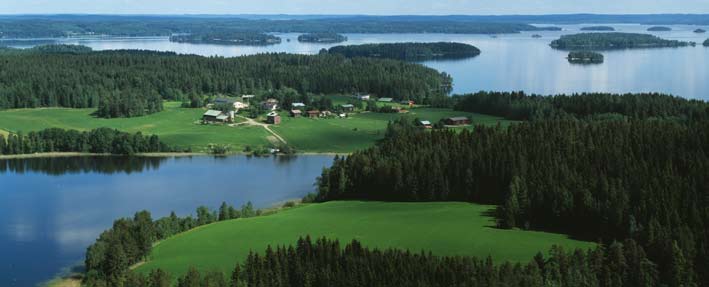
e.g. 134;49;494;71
0;102;514;153
137;201;594;278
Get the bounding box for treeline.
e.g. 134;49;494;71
0;48;450;116
297;32;347;43
580;26;615;31
0;156;166;176
84;201;261;286
550;32;693;50
0;128;173;155
0;16;559;38
128;236;662;287
169;32;281;46
452;91;709;121
327;42;481;61
313;119;709;286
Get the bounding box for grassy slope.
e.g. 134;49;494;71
0;103;515;153
137;201;594;278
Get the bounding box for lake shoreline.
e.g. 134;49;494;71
0;151;348;160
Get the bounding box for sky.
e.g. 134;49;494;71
2;0;709;15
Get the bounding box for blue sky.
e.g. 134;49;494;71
2;0;709;15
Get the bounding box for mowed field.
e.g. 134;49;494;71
0;102;514;153
137;201;594;278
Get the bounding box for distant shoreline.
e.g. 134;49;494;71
0;151;347;160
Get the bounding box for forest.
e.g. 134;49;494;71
550;32;692;50
297;32;347;43
704;38;709;46
120;236;662;287
0;128;173;155
84;202;262;287
327;42;481;61
169;32;282;45
452;91;709;121
567;51;604;64
0;46;450;117
312;116;709;286
580;26;616;31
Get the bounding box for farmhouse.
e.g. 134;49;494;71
306;110;320;118
290;109;302;117
203;110;233;123
418;120;433;129
341;104;355;112
266;112;281;124
445;116;471;126
355;93;371;101
261;99;279;111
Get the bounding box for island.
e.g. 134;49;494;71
531;34;542;38
327;42;481;61
297;32;348;43
704;39;709;46
580;25;615;31
550;32;692;50
695;28;707;33
169;32;282;45
567;51;604;64
647;26;672;31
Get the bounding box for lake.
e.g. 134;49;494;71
4;24;708;99
0;155;333;286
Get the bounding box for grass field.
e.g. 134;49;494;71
0;103;514;153
136;201;594;278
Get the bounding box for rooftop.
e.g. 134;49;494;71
448;117;469;121
378;97;393;102
204;110;223;117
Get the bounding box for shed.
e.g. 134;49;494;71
341;104;355;111
290;109;302;117
203;110;227;123
419;120;433;128
378;97;394;102
267;112;281;125
306;110;321;118
445;116;471;126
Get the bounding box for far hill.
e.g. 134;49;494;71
580;26;615;31
169;32;281;45
327;42;481;61
297;32;347;43
550;32;692;50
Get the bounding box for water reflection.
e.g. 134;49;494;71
0;156;167;176
0;155;333;286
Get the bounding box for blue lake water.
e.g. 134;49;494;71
5;24;708;99
0;155;333;286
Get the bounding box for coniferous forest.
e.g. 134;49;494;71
313;93;709;286
0;46;451;117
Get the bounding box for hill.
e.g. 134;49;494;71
136;201;594;278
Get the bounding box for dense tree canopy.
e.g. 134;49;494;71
327;42;481;61
647;26;672;31
567;51;604;64
0;127;173;155
0;47;451;117
704;38;709;46
313;116;709;286
452;91;709;121
550;32;692;50
580;26;616;31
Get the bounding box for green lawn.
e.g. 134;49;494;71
137;201;594;278
272;108;515;152
0;103;514;153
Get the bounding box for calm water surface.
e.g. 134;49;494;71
5;24;708;99
0;155;332;286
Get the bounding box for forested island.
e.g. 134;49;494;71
647;26;672;31
704;38;709;46
0;45;450;118
297;32;347;43
327;42;481;61
695;28;706;33
550;32;692;49
567;51;604;64
580;25;615;31
169;32;281;45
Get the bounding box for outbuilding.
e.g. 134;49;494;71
445;116;471;126
306;110;320;118
290;109;302;117
267;112;281;125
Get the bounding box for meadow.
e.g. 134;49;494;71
136;201;594;278
0;102;514;153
